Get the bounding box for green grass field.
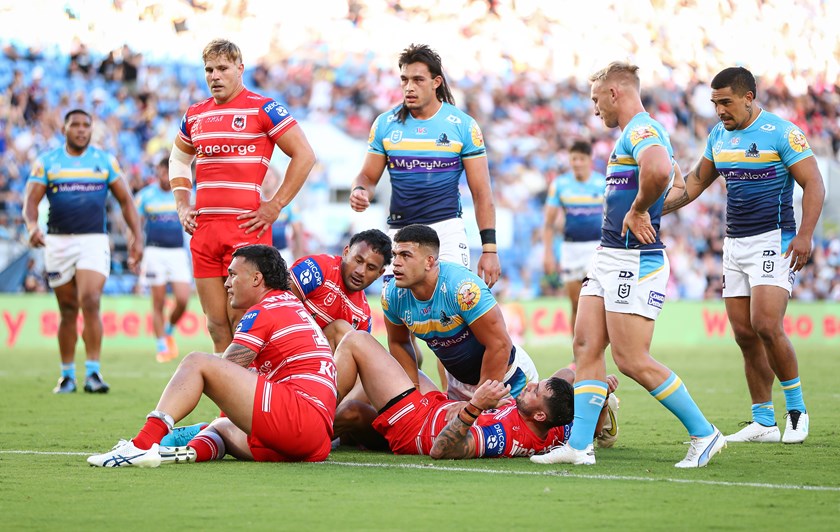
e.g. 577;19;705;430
1;331;838;531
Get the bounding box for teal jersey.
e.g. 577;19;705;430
368;102;486;226
271;205;299;249
703;109;813;238
603;112;673;250
545;171;606;242
382;261;503;385
28;146;121;234
135;184;183;248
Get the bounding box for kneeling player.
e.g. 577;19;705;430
87;245;337;467
334;330;618;459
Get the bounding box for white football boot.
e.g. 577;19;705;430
675;426;725;468
725;421;781;443
782;410;809;444
531;443;596;466
87;440;161;468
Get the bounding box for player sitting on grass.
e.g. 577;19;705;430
333;330;619;459
87;245;337;467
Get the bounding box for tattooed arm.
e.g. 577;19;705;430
662;157;719;215
222;342;259;368
429;380;509;460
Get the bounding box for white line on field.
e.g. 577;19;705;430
324;460;840;492
4;450;838;492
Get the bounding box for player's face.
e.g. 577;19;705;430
400;62;441;116
204;54;244;104
569;151;592;181
590;80;618;129
225;256;260;309
391;241;432;289
515;379;548;420
341;241;386;292
157;164;170;190
63;113;92;153
710;86;754;131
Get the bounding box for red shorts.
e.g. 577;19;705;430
372;390;452;455
190;215;272;278
248;375;336;462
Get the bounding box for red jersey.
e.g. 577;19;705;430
373;391;570;458
178;89;297;216
289;254;373;332
232;290;337;426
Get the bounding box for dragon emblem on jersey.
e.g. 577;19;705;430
232;115;246;132
456;280;481;311
470;121;484;148
629;125;658;146
787;128;809;153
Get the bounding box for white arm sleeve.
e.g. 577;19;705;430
169;144;195;190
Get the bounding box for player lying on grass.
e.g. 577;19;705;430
87;245;338;467
333;330;619;459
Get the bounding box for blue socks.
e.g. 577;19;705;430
751;401;776;426
568;380;608;450
781;377;806;413
156;337;168;352
650;372;713;438
61;363;75;380
84;360;101;377
165;323;175;336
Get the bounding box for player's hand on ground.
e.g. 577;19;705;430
478;252;501;288
177;204;198;235
472;379;510;410
349;187;370;212
238;200;281;238
621;209;655;245
27;226;45;248
785;233;812;272
606;374;619;394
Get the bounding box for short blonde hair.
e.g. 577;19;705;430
202;39;242;65
590;61;640;90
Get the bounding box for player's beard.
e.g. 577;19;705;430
67;136;91;152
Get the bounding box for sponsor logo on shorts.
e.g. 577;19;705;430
763;260;774;274
762;250;776;256
618;270;634;279
47;271;62;281
648;291;665;309
788;270;796;284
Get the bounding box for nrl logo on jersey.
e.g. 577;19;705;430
232;115;247;132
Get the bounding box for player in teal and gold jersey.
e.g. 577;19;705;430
23;109;143;394
664;66;825;445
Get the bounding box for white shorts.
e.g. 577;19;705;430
141;246;192;287
580;247;669;320
561;240;599;283
386;217;470;276
445;344;539;401
723;229;795;297
44;234;110;288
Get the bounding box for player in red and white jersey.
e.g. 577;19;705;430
168;38;315;357
290;229;392;349
88;245;337;468
333;331;619;460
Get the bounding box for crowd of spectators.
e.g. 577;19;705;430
1;0;839;299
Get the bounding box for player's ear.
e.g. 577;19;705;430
343;245;350;258
534;410;547;423
253;271;263;286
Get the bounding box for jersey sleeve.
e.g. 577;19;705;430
134;187;147;213
290;256;326;298
232;306;271;352
778;124;814;167
627;120;666;161
105;153;122;185
177;112;192;146
381;282;402;325
454;273;496;325
545;178;561;207
28;154;48;185
702;125;720;162
367;115;385;155
260;99;297;142
472;422;508;458
461;118;486;159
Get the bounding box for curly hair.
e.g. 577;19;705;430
231;245;289;290
349;228;393;266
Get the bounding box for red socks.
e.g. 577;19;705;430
133;417;169;450
188;430;226;462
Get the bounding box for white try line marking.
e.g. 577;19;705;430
4;450;838;492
